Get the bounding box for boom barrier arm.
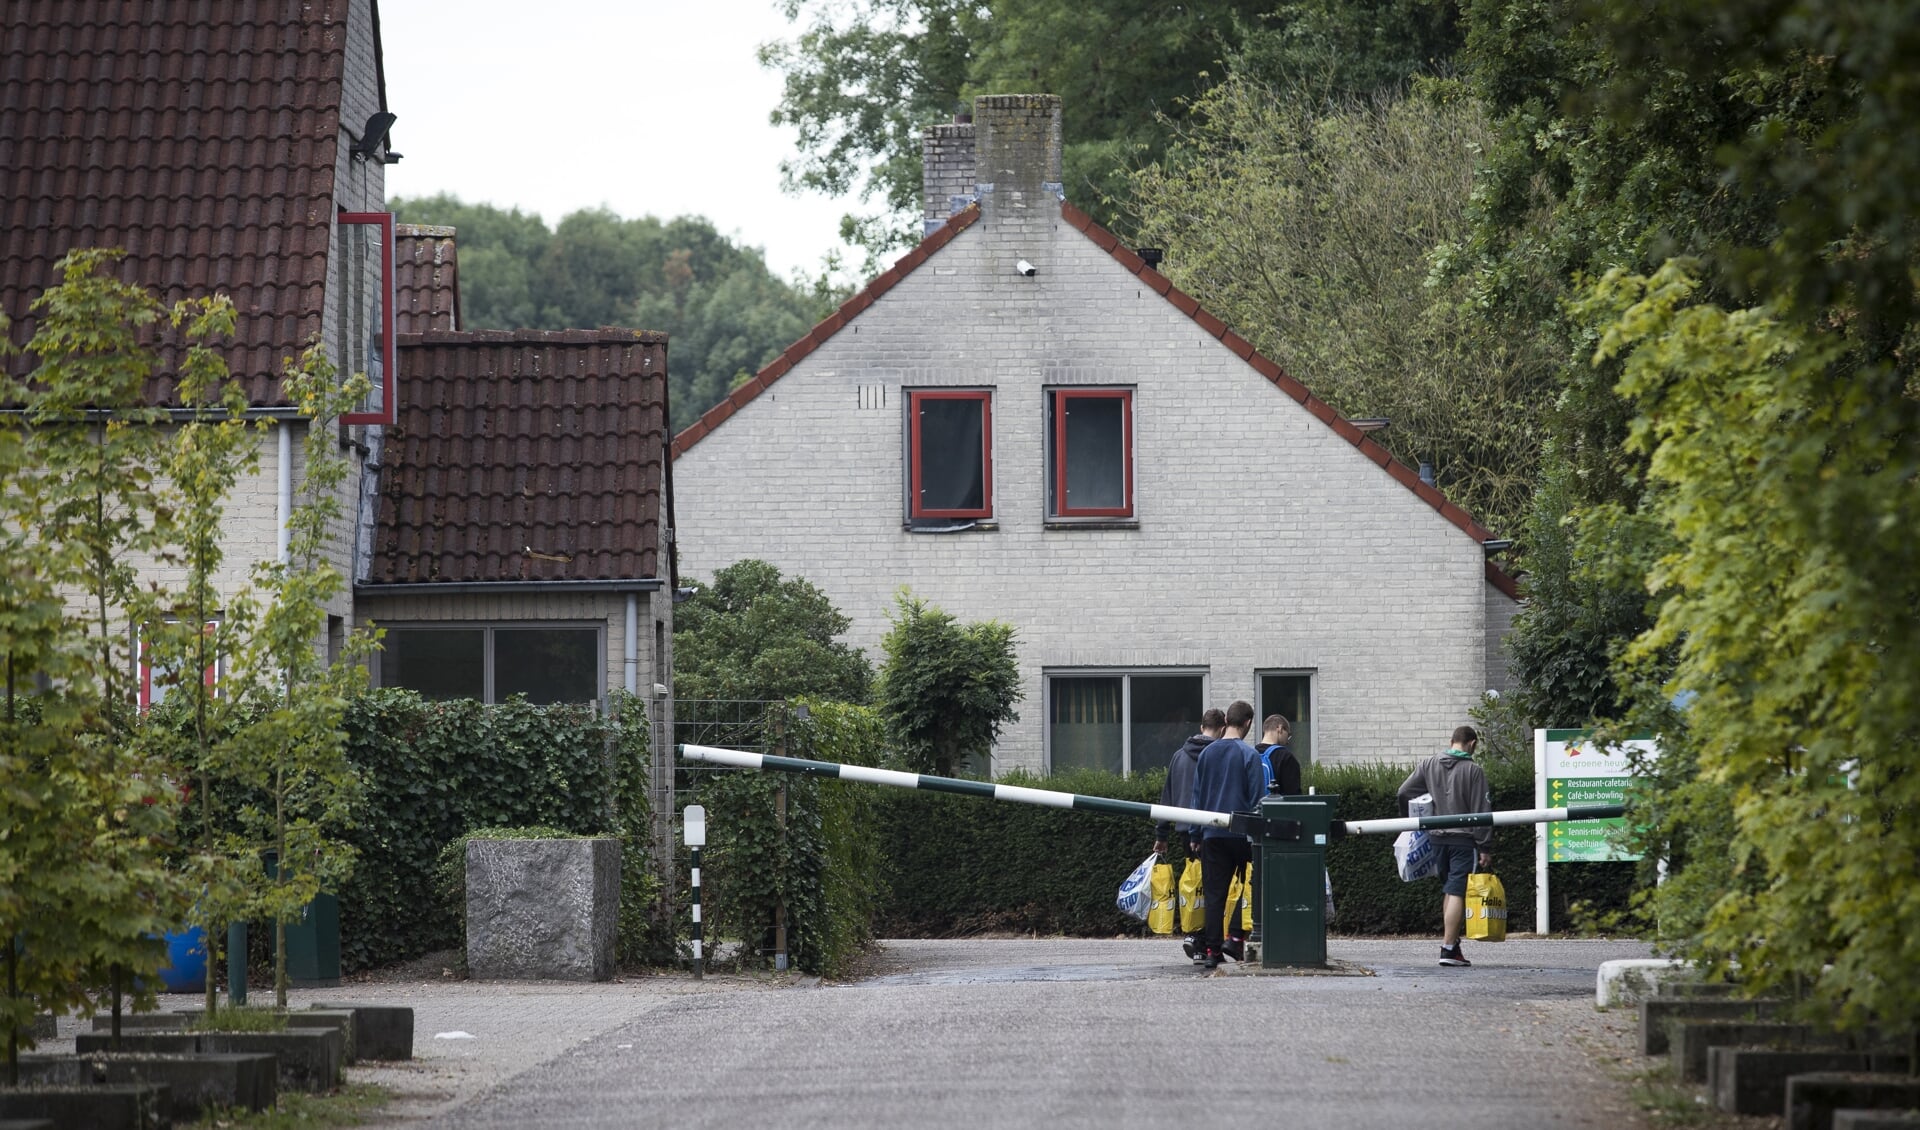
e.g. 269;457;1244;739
677;744;1625;837
680;743;1236;831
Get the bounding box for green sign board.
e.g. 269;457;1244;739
1538;731;1654;864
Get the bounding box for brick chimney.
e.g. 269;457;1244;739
922;94;1063;235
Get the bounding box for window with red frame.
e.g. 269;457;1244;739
338;211;395;425
907;389;993;520
137;620;220;711
1048;388;1133;518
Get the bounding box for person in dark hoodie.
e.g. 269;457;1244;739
1190;700;1263;969
1397;725;1493;967
1155;707;1223;962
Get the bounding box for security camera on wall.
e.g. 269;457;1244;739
1016;259;1036;277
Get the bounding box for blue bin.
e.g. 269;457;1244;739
159;926;207;993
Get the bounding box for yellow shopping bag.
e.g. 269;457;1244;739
1465;871;1507;942
1224;862;1254;936
1147;859;1177;935
1177;858;1205;933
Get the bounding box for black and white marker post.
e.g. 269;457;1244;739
684;804;707;980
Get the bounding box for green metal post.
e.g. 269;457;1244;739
1258;796;1336;968
227;922;247;1005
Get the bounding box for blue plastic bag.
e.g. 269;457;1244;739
1116;853;1157;921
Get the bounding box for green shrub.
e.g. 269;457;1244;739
335;690;651;972
861;760;1640;937
690;700;889;977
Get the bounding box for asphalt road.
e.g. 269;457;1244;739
408;937;1656;1130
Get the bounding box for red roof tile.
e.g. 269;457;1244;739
368;330;670;585
394;224;460;334
0;0;354;407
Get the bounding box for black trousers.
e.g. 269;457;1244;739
1199;835;1254;953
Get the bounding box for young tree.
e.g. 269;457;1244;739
877;592;1020;777
221;344;372;1008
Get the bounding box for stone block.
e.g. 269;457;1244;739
309;1002;413;1060
76;1028;344;1094
286;1011;355;1063
1712;1049;1908;1115
0;1118;54;1130
15;1053;275;1119
89;1014;190;1032
1596;958;1692;1008
466;837;620;982
202;1030;343;1094
1789;1074;1920;1130
1673;1020;1813;1081
1833;1110;1920;1130
0;1083;171;1130
1640;997;1783;1055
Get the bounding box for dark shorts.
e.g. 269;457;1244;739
1435;842;1477;897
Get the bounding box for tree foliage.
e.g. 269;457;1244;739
1131;77;1559;534
1581;261;1920;1033
877;592;1020;777
388;195;842;431
673;559;872;704
761;0;1277;259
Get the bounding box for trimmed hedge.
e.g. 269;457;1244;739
336;690;652;972
690;701;889;977
866;760;1639;937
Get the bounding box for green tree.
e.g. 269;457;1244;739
673;559;872;704
1580;260;1920;1038
222;344;373;1008
0;252;198;1071
1131;77;1559;535
388;195;839;430
877;592;1020;777
761;0;1274;260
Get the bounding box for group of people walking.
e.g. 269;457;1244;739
1152;701;1299;970
1152;707;1493;970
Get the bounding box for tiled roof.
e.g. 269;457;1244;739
0;0;350;407
670;200;1519;595
368;330;670;585
394;224;460;334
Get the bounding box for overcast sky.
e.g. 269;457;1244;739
378;0;856;280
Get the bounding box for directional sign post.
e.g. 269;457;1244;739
1534;729;1657;932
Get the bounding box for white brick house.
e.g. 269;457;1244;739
672;94;1518;774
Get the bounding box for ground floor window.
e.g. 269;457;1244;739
1257;670;1314;771
379;624;603;705
1046;669;1206;776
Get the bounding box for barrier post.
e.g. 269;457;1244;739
684;805;707;980
1258;796;1335;968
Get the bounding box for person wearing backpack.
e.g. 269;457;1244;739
1258;714;1302;796
1397;726;1493;966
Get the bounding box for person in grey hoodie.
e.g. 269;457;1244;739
1155;708;1223;963
1398;725;1493;966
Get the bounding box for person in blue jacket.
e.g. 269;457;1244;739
1190;700;1263;969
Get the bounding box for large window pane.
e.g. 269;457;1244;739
385;629;484;701
1049;676;1122;773
1259;672;1313;771
495;628;600;704
914;394;988;515
1062;394;1126;511
1128;675;1204;775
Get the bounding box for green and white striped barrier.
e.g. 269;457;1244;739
1342;806;1626;836
677;744;1626;836
679;743;1234;829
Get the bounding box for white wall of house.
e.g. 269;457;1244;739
673;199;1508;773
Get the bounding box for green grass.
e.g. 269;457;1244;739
190;1006;288;1032
184;1082;391;1129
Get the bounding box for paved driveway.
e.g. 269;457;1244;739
341;936;1656;1129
